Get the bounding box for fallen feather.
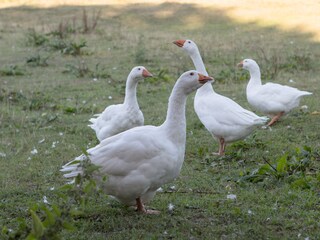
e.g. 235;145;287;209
30;148;38;155
227;194;237;200
43;196;49;204
168;203;175;213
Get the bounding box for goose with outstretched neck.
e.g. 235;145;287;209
61;70;213;214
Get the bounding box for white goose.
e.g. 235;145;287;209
238;59;312;126
61;70;213;214
88;66;153;142
173;39;268;156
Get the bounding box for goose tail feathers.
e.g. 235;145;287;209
60;154;87;179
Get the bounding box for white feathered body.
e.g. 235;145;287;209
89;103;144;142
62;125;185;206
195;87;268;143
247;81;312;117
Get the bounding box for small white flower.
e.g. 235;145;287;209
43;196;49;204
227;194;237;200
31;148;38;155
59;132;64;136
248;209;253;215
289;79;295;83
82;100;86;104
52;141;59;148
156;187;163;192
169;185;176;191
112;67;117;70
93;78;98;81
27;157;31;160
298;233;301;238
50;187;55;191
0;152;6;158
108;80;112;84
168;203;175;212
300;105;309;113
266;217;271;221
305;237;310;240
108;96;113;100
287;125;292;129
38;138;45;144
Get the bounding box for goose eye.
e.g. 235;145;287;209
138;68;141;70
190;72;194;76
188;41;191;43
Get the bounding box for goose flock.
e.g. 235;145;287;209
61;39;312;214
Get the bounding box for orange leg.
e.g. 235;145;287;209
218;138;226;156
212;138;226;156
135;198;160;214
267;112;284;126
136;197;147;213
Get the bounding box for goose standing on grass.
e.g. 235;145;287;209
237;59;312;126
173;39;268;156
88;66;153;142
61;70;213;214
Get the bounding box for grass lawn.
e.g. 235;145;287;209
0;1;320;239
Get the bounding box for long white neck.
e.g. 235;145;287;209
247;65;262;89
161;84;187;144
188;49;215;95
123;76;139;108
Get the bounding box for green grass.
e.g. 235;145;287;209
1;2;320;239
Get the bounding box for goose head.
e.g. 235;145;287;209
177;70;214;94
237;59;260;72
129;66;153;81
173;39;199;56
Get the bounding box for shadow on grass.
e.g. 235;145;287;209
0;2;319;41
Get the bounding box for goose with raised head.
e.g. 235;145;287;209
88;66;153;142
61;70;213;214
237;59;312;126
173;39;268;156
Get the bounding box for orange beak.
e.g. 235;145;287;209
173;39;186;47
198;73;214;84
142;69;153;78
237;61;244;68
